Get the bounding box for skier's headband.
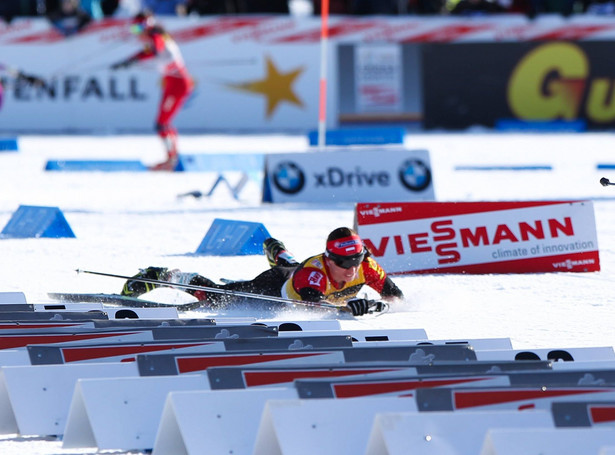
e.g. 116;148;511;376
325;235;365;269
130;14;154;34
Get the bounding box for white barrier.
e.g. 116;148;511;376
480;427;615;455
32;302;179;318
252;397;416;455
475;346;615;362
153;388;297;455
417;387;615;413
278;328;428;343
351;337;512;350
0;292;27;304
32;302;104;311
63;374;209;451
364;410;553;455
265;319;342;331
0;362;138;436
0;349;32;366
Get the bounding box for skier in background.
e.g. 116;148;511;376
110;11;194;171
0;64;45;112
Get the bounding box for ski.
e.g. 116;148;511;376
48;290;351;316
47;292;203;311
75;269;354;315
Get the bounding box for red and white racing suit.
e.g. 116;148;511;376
128;26;194;162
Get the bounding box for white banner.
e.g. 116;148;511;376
2;16;615;133
264;148;434;203
0;18;324;133
355;44;402;113
355;201;600;274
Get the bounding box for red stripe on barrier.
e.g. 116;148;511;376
177;352;326;373
454;389;608;409
333;376;490;398
62;342;212;363
590;405;615;424
243;368;398;387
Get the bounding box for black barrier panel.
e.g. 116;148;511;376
150;325;278;340
413;360;552;375
206;360;552;390
137;344;477;376
422;41;615;131
417;386;615;412
27;340;227;365
208;364;418;390
295;373;510;399
0;304;34;312
28;335;353;365
91;319;216;329
0;311;108;321
552;401;615;427
296;369;615;399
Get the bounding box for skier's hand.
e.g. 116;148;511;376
346;298;369;316
17;72;44;87
370;300;385;312
110;60;131;70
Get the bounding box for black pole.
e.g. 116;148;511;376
75;269;350;312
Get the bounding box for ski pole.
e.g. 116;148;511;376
600;177;615;187
75;269;353;313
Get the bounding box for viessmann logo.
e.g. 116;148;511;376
271;158;432;194
359;206;403;217
364;216;595;265
552;258;596;270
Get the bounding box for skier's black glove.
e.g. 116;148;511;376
110;60;132;70
17;72;44;87
371;300;385;312
347;298;369;316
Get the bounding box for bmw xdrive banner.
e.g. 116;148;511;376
263;148;434;203
356;201;600;274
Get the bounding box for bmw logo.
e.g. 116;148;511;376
272;161;305;194
398;159;431;191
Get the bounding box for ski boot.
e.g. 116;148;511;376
186;275;223;305
149;156;178;171
121;266;169;297
263;238;298;268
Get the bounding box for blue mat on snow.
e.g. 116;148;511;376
177;153;264;172
1;205;75;239
495;119;586;132
307;127;405;146
0;138;18;152
45;160;148;172
455;165;552;171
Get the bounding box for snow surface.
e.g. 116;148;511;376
1;131;615;453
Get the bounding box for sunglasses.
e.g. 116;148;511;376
327;250;365;269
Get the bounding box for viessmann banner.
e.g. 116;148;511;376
355;201;600;274
263;148;434;203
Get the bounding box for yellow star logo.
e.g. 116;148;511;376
228;56;305;118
